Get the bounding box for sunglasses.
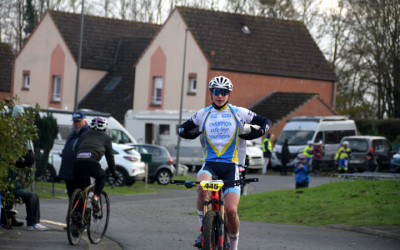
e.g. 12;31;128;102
211;88;231;96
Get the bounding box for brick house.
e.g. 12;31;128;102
12;11;159;122
133;7;337;139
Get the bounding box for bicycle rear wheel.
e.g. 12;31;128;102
67;189;85;245
202;210;224;250
88;191;110;244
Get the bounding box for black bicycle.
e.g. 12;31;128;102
66;182;110;245
171;177;258;250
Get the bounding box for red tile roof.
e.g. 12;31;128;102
178;7;337;82
49;11;160;121
248;92;324;124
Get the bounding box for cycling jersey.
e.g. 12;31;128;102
179;104;270;164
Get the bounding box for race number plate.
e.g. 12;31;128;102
200;180;224;191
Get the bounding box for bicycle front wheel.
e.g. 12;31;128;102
202;210;224;250
67;189;85;246
88;191;110;244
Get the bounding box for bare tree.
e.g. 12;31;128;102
344;0;400;118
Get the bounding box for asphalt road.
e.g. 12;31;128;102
15;173;399;249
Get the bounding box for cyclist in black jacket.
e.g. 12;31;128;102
73;117;118;206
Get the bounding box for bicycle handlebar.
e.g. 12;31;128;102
170;178;258;189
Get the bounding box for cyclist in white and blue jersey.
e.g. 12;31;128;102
178;76;271;250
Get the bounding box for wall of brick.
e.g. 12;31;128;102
267;97;337;145
207;70;335;109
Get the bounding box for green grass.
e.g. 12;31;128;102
32;174;197;199
238;180;400;226
33;177;400;227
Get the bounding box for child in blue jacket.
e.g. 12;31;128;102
294;154;310;189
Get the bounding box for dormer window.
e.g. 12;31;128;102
241;25;251;34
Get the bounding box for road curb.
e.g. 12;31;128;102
325;224;400;240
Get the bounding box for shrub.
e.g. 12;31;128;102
0;97;39;205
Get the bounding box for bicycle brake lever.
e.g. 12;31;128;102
184;180;195;188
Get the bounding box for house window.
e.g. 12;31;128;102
187;73;197;95
152;77;163;105
52;75;62;102
22;71;30;90
159;124;170;135
104;78;121;91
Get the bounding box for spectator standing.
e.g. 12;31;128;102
58;111;90;200
281;139;290;175
304;140;314;166
261;133;272;175
294;154;310;188
312;141;324;176
365;152;377;172
336;141;351;173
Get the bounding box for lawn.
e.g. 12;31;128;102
32;174;198;199
238;180;400;226
33;178;400;227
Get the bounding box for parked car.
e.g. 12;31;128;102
128;144;176;185
245;141;264;170
340;136;394;172
46;143;145;186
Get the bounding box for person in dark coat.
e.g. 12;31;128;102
312;141;324;176
365;152;377;172
281;139;290;175
58;111;90;200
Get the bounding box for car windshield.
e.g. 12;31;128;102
346;139;369;152
276;131;314;145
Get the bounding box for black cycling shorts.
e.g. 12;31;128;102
198;161;240;195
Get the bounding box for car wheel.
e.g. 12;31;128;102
126;178;135;186
108;167;127;187
156;169;171;185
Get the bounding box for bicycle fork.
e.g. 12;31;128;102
202;191;227;249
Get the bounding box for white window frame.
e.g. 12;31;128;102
52;75;61;102
189;77;197;93
23;72;30;89
152;77;163;105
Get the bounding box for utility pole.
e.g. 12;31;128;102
74;0;85;111
175;28;189;175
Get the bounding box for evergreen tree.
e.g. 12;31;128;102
23;0;38;36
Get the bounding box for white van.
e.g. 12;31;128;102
43;108;136;152
271;116;357;169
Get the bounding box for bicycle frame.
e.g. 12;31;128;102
171;177;258;249
72;183;96;224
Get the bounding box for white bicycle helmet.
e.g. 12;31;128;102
343;141;349;146
208;76;233;92
90;116;108;131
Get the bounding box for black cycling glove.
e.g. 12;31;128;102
239;126;264;140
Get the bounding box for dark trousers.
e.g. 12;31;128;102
281;162;287;175
312;160;321;175
74;160;105;195
14;190;40;226
65;180;76;201
296;182;309;189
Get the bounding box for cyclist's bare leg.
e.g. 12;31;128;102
196;172;212;211
225;192;240;234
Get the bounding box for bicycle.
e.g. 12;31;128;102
66;182;110;245
171;176;258;250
